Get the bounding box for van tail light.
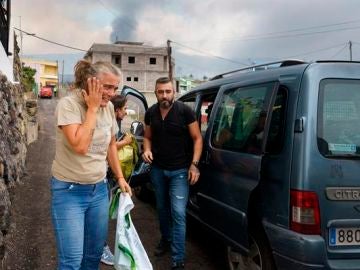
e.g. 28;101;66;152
290;189;321;235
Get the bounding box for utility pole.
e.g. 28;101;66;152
19;16;23;56
61;60;64;88
349;40;353;61
167;39;173;82
56;60;59;97
56;60;59;77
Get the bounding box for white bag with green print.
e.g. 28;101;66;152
110;190;153;270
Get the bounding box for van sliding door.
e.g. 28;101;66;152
197;81;279;251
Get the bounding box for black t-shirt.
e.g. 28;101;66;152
144;101;196;170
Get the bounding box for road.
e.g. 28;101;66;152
4;97;226;270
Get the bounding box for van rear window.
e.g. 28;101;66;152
318;79;360;158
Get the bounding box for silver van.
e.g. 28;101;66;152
124;60;360;270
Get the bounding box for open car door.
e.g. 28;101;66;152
119;86;152;195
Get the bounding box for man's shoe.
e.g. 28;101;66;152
171;261;185;269
101;245;114;266
154;240;171;257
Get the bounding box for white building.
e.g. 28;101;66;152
0;0;16;83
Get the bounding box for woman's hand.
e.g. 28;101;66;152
122;134;133;145
116;134;133;149
82;77;103;112
118;177;132;196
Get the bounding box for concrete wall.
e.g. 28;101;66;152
119;52;169;93
0;43;14;83
91;53;111;63
88;43;172;102
93;50;169;98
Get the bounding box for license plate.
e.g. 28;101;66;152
329;227;360;246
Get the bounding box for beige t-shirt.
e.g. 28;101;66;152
52;90;119;184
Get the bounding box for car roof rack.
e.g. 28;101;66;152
210;59;307;80
315;60;360;64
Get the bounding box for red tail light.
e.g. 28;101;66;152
290;189;321;235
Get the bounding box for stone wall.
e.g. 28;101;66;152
0;37;37;263
0;72;28;262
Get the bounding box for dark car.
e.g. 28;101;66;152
122;61;360;270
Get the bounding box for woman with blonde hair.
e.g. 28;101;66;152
50;59;131;270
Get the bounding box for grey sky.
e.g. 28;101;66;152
12;0;360;77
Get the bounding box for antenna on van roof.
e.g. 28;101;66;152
210;59;307;80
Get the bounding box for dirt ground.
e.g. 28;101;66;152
3;98;225;270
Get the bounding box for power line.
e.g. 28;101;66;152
171;40;248;66
183;19;360;44
175;57;216;71
216;25;360;43
236;19;360;39
248;25;360;41
284;42;347;58
96;0;118;17
172;40;352;69
14;27;88;52
329;44;348;59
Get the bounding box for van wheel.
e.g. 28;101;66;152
227;230;275;270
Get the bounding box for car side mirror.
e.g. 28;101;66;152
130;121;144;136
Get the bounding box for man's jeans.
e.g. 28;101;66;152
150;166;189;263
50;177;109;270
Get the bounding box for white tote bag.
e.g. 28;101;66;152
113;192;153;270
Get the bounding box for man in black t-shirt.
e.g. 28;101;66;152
142;77;203;270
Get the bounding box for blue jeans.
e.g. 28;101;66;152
50;177;109;270
150;166;189;263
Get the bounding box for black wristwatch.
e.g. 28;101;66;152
191;160;199;168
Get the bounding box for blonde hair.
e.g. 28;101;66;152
74;60;121;90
